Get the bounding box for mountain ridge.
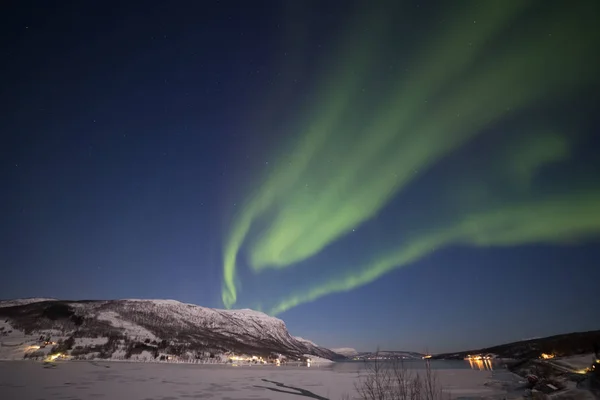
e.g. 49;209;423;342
0;298;344;362
431;330;600;360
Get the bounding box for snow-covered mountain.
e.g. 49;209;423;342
0;299;343;362
331;347;358;357
294;336;318;347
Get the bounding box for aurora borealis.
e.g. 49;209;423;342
222;0;600;315
4;0;600;352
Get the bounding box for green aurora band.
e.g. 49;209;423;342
222;0;600;312
266;189;600;315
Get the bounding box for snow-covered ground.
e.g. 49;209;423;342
0;360;517;399
553;353;596;370
74;337;109;347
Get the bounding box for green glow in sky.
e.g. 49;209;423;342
223;0;600;312
266;189;600;315
221;3;396;307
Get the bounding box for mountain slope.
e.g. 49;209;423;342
0;299;343;362
0;298;57;308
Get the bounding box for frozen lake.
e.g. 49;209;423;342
0;360;522;400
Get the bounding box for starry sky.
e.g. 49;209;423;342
2;1;600;353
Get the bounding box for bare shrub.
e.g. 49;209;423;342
355;352;447;400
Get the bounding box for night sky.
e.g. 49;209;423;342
3;1;600;353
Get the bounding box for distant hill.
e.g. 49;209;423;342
432;330;600;360
0;298;57;308
331;347;358;357
352;350;425;360
0;298;344;362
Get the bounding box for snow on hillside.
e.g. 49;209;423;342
0;299;342;363
332;347;358;356
120;299;289;337
295;337;318;347
554;353;596;370
74;337;108;347
96;311;159;341
0;298;56;308
0;319;69;361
